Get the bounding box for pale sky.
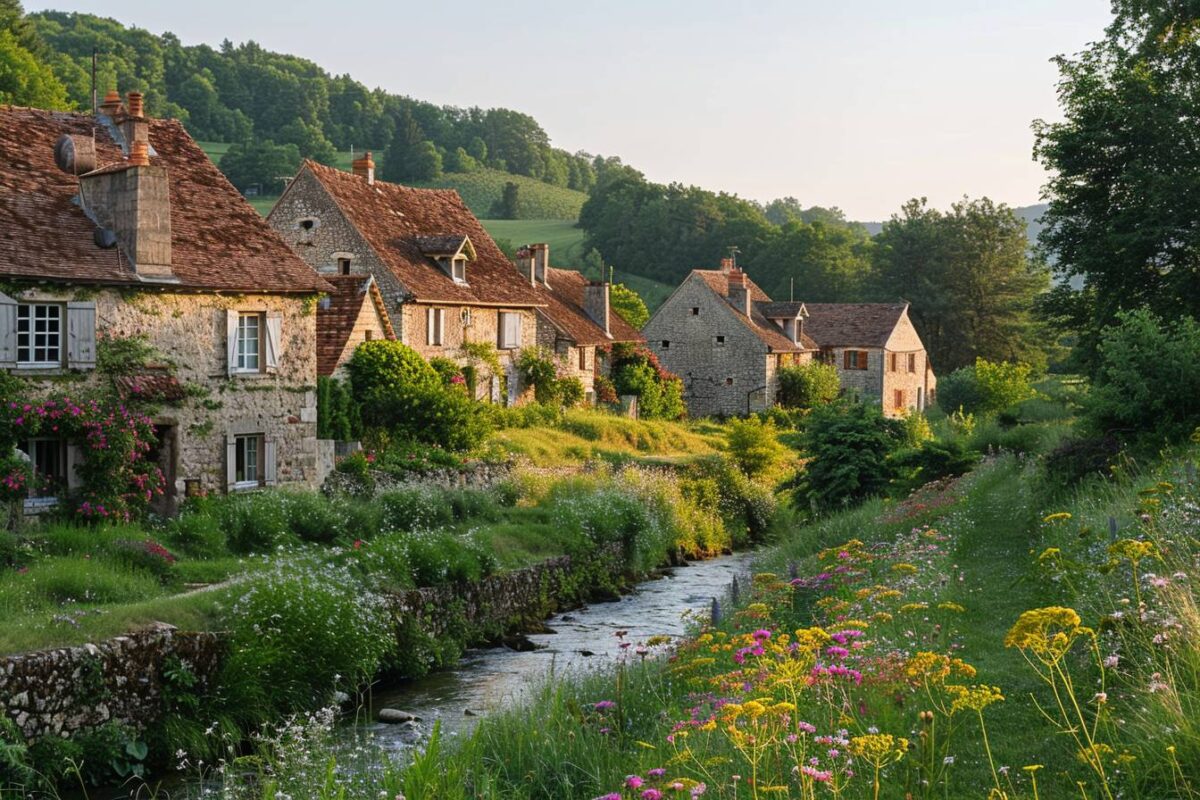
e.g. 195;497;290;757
28;0;1113;220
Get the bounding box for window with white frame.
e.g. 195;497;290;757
16;304;63;367
234;434;263;488
452;257;467;283
236;312;262;372
427;307;445;346
498;311;522;350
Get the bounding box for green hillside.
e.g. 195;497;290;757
414;168;587;220
197;142;586;222
478;220;589;264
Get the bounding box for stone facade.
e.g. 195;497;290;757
6;285;320;503
643;274;811;417
821;314;937;417
268;168;539;404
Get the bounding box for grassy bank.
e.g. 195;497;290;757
181;433;1200;800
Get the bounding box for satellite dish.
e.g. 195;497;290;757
94;227;118;249
55;135;98;175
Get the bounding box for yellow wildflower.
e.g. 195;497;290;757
899;602;930;613
1108;538;1157;563
1005;607;1092;662
892;563;918;574
1043;512;1072;523
1037;547;1061;564
946;684;1005;714
938;602;966;613
849;733;908;765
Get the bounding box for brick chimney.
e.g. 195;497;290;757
515;245;536;285
728;268;751;317
79;98;173;280
352;151;375;184
583;281;611;338
531;242;550;286
719;257;735;275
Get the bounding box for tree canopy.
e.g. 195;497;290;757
869;197;1049;372
0;2;68;109
1034;1;1200;369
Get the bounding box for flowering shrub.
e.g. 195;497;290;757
1;394;164;521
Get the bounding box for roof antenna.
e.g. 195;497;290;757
90;47;98;115
790;277;794;302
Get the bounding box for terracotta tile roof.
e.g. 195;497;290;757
539;266;644;346
0;106;330;293
300;161;546;307
691;270;817;352
316;274;394;376
801;303;909;348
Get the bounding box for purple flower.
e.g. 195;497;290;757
594;700;616;711
626;776;644;789
641;791;663;800
647;768;666;779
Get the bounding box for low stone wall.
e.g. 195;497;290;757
0;551;616;744
0;624;224;742
322;459;513;495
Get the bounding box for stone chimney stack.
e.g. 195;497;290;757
516;246;536;285
727;268;751;317
719;257;735;275
583;281;611;338
352;151;375;184
531;242;550;286
78;97;173;280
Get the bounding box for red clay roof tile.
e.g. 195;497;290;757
0;106;330;293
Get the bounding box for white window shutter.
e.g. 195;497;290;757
66;444;84;491
264;438;277;486
66;301;97;370
426;308;435;346
225;434;237;491
0;292;17;368
225;310;239;376
437;309;445;345
265;312;282;373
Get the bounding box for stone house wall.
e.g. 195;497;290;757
822;313;935;418
327;295;392;380
643;275;772;417
7;286;319;496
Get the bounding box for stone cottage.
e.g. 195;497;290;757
514;243;644;402
269;155;552;404
0;94;330;511
642;259;818;416
316;273;396;378
802;303;937;416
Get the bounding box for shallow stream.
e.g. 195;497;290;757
359;551;753;749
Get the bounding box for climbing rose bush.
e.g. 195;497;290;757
3;395;164;521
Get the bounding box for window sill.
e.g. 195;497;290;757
232;481;263;492
23;496;60;514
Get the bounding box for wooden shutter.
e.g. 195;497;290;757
66;301;97;370
426;308;436;345
437;309;445;345
66;444;84;491
265;312;282;373
509;312;522;348
858;351;868;370
263;438;277;486
225;434;237;491
843;350;851;370
0;292;16;368
226;310;239;376
894;389;904;409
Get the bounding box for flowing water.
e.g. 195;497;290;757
359;551;754;750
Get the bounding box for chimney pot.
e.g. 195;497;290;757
128;140;150;166
352;151;376;184
126;91;144;119
100;90;122;117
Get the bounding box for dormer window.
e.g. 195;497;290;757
338;258;352;275
415;234;477;286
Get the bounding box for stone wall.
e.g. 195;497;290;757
322;460;513;495
0;550;616;745
0;624;224;742
643;274;772;417
9;286;320;495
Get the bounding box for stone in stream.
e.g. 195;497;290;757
378;709;421;724
464;708;477;716
578;649;596;657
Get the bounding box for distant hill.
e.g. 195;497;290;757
417;169;587;221
858;203;1049;245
